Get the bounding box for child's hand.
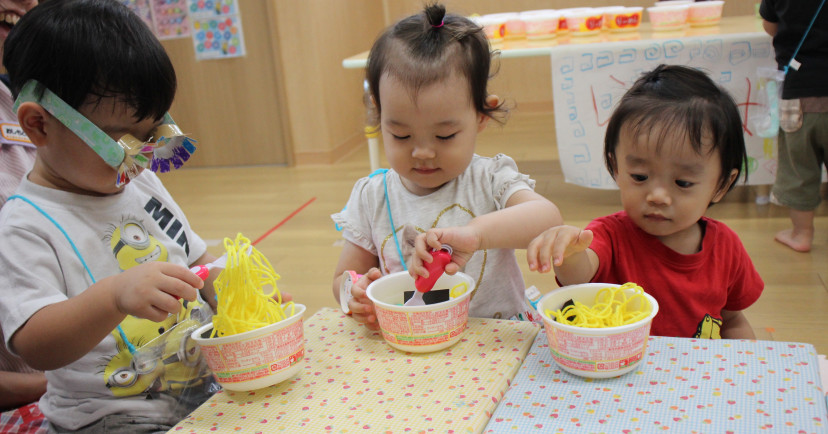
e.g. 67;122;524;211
347;268;381;330
527;226;593;273
410;227;480;279
112;262;203;322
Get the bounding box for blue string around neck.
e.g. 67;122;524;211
8;195;136;354
368;169;407;271
783;0;826;75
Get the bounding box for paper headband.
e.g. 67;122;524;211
13;79;197;186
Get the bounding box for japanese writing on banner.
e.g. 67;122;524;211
552;32;778;189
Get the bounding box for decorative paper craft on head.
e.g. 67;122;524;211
13;80;197;187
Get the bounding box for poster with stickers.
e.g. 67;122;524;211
151;0;190;40
122;0;246;60
187;0;246;60
120;0;154;30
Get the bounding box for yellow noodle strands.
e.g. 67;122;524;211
210;233;294;338
545;282;651;328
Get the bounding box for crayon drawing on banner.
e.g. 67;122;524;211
188;0;246;60
552;33;779;189
151;0;190;40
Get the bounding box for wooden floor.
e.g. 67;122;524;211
159;109;828;355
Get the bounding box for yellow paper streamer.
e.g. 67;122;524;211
545;282;650;328
210;233;294;338
450;282;469;298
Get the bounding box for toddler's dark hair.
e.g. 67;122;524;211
366;2;504;121
604;64;747;195
4;0;176;122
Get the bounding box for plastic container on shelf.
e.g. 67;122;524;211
556;7;592;33
605;6;643;32
600;6;625;30
688;1;724;27
520;9;560;40
563;8;604;36
475;14;507;43
482;12;524;40
647;3;690;31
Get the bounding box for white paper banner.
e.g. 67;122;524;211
552;32;778;189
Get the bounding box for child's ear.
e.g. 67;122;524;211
711;168;739;203
477;94;500;132
16;102;51;148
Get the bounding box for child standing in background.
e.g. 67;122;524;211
0;1;223;431
527;65;763;340
332;3;562;328
760;0;828;253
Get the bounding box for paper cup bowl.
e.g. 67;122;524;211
689;1;724;27
538;283;659;379
367;271;473;353
647;4;689;31
192;303;306;391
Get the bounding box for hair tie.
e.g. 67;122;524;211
431;20;444;28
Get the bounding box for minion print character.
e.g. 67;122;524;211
100;215;212;397
104;217;168;271
102;314;174;396
694;314;723;339
102;300;211;397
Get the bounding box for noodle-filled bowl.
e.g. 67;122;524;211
538;283;658;378
366;271;474;353
192;303;306;391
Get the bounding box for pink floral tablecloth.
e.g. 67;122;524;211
170;308;540;433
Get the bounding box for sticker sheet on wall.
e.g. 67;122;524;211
188;0;246;60
151;0;190;40
120;0;154;30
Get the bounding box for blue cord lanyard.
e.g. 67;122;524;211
335;168;407;270
372;169;407;270
783;0;826;75
7;194;136;354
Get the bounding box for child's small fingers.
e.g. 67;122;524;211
426;231;443;250
348;298;374;316
143;307;170;323
579;229;594;246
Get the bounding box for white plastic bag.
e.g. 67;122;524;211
749;67;785;138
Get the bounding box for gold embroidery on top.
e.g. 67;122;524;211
429;204;486;302
378;203;488;303
379;225;425;275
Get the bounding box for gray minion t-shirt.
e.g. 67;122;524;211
0;171;210;430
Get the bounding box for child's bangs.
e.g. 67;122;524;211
624;97;716;157
88;49;175;122
384;39;467;104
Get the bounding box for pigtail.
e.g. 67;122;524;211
424;3;446;30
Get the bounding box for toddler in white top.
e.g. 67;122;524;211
332;3;563;328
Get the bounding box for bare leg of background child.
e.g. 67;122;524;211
775;208;815;252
